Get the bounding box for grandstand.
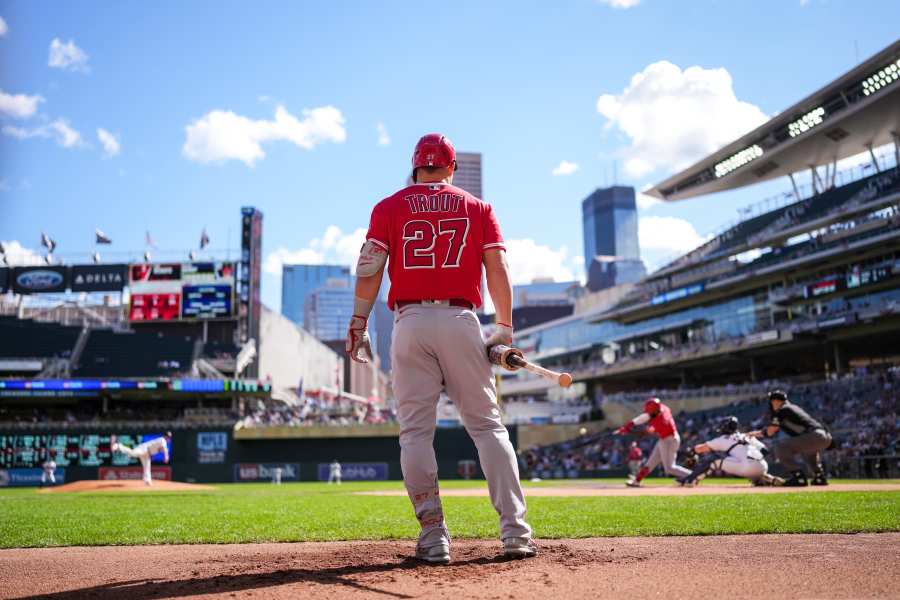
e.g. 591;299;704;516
506;41;900;401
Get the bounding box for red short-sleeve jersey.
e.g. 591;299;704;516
648;405;677;439
366;182;504;310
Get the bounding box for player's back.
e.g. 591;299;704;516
366;182;505;310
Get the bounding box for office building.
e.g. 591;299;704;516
454;152;483;198
513;279;583;308
582;186;646;290
304;278;355;342
281;264;351;327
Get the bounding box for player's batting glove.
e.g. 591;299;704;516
484;323;513;348
346;315;372;363
614;421;634;436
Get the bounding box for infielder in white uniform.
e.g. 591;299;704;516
328;459;342;485
678;417;783;486
111;432;171;486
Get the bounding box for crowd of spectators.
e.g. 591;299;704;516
237;396;396;428
520;369;900;479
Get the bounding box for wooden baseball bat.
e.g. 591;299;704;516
488;345;573;388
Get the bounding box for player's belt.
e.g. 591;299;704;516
395;298;473;310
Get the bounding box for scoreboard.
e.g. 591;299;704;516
129;262;235;322
0;434;160;468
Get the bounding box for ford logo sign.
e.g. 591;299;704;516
16;270;64;290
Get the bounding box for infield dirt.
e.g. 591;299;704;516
2;533;898;599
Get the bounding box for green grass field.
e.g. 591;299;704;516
1;479;898;548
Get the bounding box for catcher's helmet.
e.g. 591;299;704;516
718;416;739;435
767;389;788;403
644;397;661;415
411;133;456;181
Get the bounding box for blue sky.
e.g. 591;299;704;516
1;1;898;311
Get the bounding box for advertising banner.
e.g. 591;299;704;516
316;462;388;481
98;466;172;481
11;266;69;294
0;468;66;487
197;432;228;464
71;264;128;292
234;462;299;482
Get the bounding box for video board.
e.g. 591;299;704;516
129;262;234;322
0;433;170;468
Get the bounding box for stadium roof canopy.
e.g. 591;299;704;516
647;40;900;201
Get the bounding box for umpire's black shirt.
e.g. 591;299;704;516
770;401;825;436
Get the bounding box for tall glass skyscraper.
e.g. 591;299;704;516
582;186;646;290
281;264;351;327
304;279;355;342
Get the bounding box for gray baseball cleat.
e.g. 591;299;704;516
415;543;451;565
503;537;537;559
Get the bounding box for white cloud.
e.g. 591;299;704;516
48;38;90;73
597;61;768;177
639;216;704;254
504;239;577;284
636;191;662;211
3;118;82;148
0;17;8;37
596;0;641;7
265;225;366;276
96;128;121;157
0;89;44;119
183;104;346;166
0;240;45;266
376;122;391;146
551;160;579;176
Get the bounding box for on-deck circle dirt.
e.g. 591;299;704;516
1;534;898;599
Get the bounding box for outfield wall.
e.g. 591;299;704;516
0;426;519;485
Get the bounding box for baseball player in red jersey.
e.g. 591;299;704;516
346;133;534;564
616;397;691;487
626;441;643;481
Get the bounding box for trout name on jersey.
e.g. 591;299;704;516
405;192;464;214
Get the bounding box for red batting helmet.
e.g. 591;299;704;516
411;133;456;182
644;397;661;415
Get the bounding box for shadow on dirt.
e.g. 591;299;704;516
18;554;519;599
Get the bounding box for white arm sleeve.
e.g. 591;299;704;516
356;240;388;277
632;413;650;426
705;436;731;452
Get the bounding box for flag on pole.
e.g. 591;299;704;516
95;229;112;244
200;228;210;249
143;250;152;263
92;252;101;264
145;231;157;249
189;250;197;261
40;232;57;253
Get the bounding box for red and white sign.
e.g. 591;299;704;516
99;466;172;481
129;293;180;321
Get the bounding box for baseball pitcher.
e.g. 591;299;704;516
346;133;534;564
111;433;171;486
616;397;692;486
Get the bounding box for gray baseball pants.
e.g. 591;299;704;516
391;303;532;548
775;429;831;475
644;434;692;478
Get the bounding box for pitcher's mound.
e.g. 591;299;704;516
40;480;215;493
